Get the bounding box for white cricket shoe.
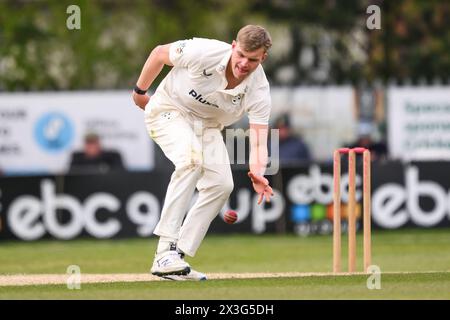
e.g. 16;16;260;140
162;269;207;281
150;250;191;276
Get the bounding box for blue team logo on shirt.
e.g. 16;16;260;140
34;112;74;153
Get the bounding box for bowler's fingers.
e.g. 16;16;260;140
257;192;264;205
257;186;274;205
264;185;274;203
264;191;271;203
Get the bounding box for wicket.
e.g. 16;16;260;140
333;147;371;273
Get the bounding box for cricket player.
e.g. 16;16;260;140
132;25;274;280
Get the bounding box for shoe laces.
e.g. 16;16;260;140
169;242;177;251
168;242;185;259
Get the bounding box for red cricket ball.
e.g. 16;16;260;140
224;210;238;224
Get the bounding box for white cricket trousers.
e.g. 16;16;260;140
144;104;234;257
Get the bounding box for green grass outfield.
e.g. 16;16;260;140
0;228;450;299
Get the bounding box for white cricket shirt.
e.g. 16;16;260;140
148;38;271;127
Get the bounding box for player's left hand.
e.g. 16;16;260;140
248;171;274;204
132;91;150;110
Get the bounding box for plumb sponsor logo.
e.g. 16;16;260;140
188;89;219;108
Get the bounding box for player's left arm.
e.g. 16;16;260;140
249;123;268;176
248;123;274;204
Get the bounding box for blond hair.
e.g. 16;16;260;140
237;25;272;52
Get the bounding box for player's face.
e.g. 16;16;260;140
230;40;267;80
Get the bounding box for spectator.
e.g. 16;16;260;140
69;133;125;174
273;114;311;165
348;123;388;161
349;134;388;161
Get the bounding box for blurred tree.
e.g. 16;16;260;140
0;0;256;90
370;0;450;84
0;0;448;90
250;0;367;85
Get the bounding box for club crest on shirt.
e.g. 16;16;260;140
175;41;186;55
231;94;243;105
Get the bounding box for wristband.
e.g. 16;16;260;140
134;85;147;95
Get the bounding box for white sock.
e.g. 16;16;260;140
156;237;177;254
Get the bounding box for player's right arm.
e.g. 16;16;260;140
132;44;173;110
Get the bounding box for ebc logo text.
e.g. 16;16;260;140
34;112;74;152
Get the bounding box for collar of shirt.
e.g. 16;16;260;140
215;48;251;97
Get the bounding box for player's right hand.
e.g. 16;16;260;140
132;91;150;110
248;171;274;205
